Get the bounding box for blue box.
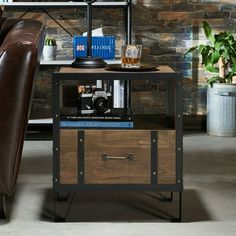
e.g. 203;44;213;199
73;36;115;59
60;121;133;128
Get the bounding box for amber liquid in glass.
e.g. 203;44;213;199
121;57;141;68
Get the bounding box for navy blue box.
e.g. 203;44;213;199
73;36;115;59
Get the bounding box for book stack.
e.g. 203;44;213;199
60;108;133;128
73;36;115;59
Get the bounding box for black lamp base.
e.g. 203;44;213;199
71;56;107;68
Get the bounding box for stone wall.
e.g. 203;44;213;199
3;0;236;118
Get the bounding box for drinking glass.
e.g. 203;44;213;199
121;44;142;68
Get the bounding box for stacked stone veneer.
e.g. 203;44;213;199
3;0;236;118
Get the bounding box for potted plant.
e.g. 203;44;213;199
42;36;57;60
185;21;236;136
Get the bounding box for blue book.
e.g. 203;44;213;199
60;121;133;128
73;36;115;59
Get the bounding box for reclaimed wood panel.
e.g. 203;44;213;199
84;130;151;184
157;130;176;184
60;129;78;184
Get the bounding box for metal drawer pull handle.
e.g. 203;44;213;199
102;153;133;161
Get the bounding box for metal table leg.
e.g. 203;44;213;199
53;191;76;222
178;191;182;222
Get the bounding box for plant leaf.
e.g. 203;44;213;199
203;21;215;45
201;46;212;65
226;59;236;82
207;76;221;86
211;51;221;64
214;41;222;52
184;46;198;56
205;64;219;73
198;44;207;54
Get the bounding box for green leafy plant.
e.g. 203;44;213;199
45;37;57;46
185;21;236;86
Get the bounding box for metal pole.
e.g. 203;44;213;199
127;0;132;44
87;2;92;57
126;0;132;108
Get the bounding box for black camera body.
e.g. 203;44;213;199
78;89;112;115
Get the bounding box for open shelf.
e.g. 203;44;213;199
3;1;128;8
134;114;175;130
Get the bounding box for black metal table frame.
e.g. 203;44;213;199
52;66;183;222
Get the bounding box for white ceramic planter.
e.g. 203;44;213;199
42;45;57;60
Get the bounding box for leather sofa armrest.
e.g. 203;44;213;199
0;43;37;195
0;19;45;196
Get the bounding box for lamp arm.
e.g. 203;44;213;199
87;1;92;57
84;0;97;57
71;0;106;68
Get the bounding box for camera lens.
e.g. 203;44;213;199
93;97;108;114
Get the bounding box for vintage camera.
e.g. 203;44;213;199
78;88;112;115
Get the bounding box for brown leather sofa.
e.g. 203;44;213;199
0;17;45;219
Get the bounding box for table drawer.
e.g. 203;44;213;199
59;129;176;185
84;130;151;184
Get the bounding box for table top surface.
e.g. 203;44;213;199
58;65;178;74
53;64;182;81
